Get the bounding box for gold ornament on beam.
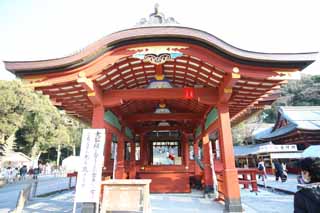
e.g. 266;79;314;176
155;74;164;80
144;53;171;65
159;103;166;108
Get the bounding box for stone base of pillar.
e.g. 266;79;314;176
224;198;243;213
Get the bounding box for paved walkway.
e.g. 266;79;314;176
151;191;224;213
0;175;76;213
23;192;81;213
1;174;298;213
257;174;298;194
21;188;294;213
241;189;293;213
0;178;32;212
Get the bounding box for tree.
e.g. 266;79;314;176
52;124;70;166
280;74;320;106
232;111;265;145
262;74;320;123
14;85;66;161
47;113;88;165
0;80;34;151
19;104;60;159
67;119;85;156
0;80;87;165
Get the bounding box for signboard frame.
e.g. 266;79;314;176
73;128;106;213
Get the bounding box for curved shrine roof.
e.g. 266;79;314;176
3;9;318;132
4;26;317;75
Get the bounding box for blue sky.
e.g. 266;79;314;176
0;0;319;80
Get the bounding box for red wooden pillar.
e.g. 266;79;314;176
129;141;136;178
181;134;185;164
193;140;201;182
217;104;242;212
91;105;104;128
91;105;107;178
88;99;104;213
115;135;125;179
103;130;112;173
140;134;147;167
183;133;190;170
147;138;151;165
202;134;213;194
145;136;150;166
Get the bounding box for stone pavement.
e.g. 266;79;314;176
151;190;224;213
0;178;32;213
257;174;298;194
23;191;81;213
22;190;225;213
0;174;298;213
0;175;76;213
21;187;294;213
241;188;293;213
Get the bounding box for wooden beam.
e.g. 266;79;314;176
126;113;202;122
135;126;192;134
219;72;241;103
103;88;218;107
77;72;103;106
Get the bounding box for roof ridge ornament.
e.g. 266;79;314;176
136;3;179;27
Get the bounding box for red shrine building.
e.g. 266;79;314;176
255;106;320;148
4;7;317;212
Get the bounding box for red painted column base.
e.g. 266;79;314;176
223;169;243;212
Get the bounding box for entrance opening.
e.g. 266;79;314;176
152;141;181;165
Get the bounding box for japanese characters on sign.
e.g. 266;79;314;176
75;129;106;203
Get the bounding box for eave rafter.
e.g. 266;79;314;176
179;44;299;80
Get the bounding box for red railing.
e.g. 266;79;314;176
237;168;259;192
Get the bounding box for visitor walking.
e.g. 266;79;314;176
19;165;27;180
274;160;285;182
282;161;288;182
258;158;267;181
33;167;40;180
294;157;320;213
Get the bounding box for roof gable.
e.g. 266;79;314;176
255;106;320;143
279;106;320;130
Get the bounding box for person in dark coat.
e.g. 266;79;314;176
294;157;320;213
19;165;27;180
33;167;40;180
273;160;284;182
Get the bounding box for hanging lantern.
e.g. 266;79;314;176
184;87;194;99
